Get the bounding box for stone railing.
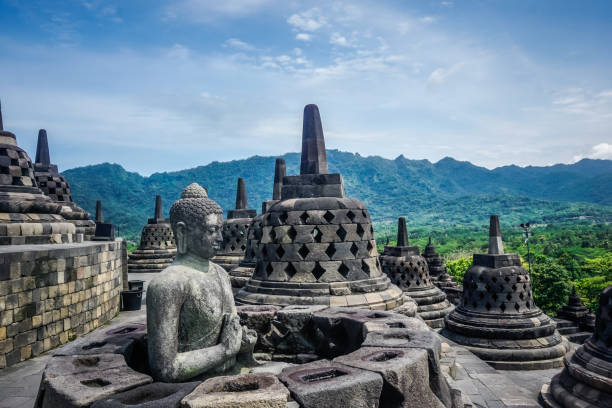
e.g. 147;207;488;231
0;239;126;368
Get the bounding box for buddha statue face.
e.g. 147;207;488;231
174;213;223;260
169;183;224;261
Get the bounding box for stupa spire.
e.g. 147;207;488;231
35;129;51;166
235;178;248;210
397;216;409;247
154;195;163;219
488;215;504;254
95;200;103;223
273;158;286;201
300;104;328;175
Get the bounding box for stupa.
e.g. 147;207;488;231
235;104;403;309
127;195;176;273
554;286;595;344
229;158;285;291
213;177;257;271
422;237;462;305
442;215;570;369
540;285;612;408
32;129;96;239
380;218;454;328
0;101;76;245
92;200;115;241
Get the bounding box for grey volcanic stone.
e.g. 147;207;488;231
36;353;152;407
53;323;146;360
91;382;200;408
335;347;446;408
181;373;290;408
279;359;383;408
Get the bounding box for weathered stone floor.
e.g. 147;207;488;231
0;271;574;408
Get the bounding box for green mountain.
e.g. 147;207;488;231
62;151;612;241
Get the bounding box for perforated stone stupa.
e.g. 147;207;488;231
422;237;462;305
230;159;285;292
127;195;176;273
235;104;403;309
442;215;570;370
0;102;77;245
213;177;257;271
380;218;454;327
541;285;612;408
33;129;95;239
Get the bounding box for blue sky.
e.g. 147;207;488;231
0;0;611;175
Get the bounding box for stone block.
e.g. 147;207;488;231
279;359;383;408
38;354;152;407
91;381;200;408
181;373;289;408
335;347;447;408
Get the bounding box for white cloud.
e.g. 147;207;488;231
419;16;436;24
287;8;325;31
224;38;254;51
296;33;312;41
427;62;465;86
440;1;454;7
164;0;274;21
330;32;350;47
166;43;191;59
573;143;612;162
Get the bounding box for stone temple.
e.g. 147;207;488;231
0;104;77;245
236;104;403;309
127;195;176;274
380;217;454;327
553;286;595;344
541;284;612;407
32;129;96;240
442;215;570;369
229;158;285;292
422;237;462;305
213;177;257;271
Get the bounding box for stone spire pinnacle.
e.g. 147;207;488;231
273;158;286;200
0;99;3;131
235;178;248;210
154;195;163;219
300;104;329;175
95;200;103;223
488;215;504;255
35;129;51;166
397;217;409;247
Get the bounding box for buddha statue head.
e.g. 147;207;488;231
170;183;223;260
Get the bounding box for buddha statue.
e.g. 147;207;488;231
146;183;245;382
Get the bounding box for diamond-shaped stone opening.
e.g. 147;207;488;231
492;293;498;301
266;263;274;276
241;245;246;251
355;224;365;239
500;302;506;312
491;277;497;283
517;276;522;282
300;212;310;224
362;260;370;275
485;302;492;311
350;243;359;257
288;226;297;242
262;246;268;256
285;263;297;278
279;212;289;224
366;241;373;252
323;211;335;223
325;243;336;259
230;245;236;251
504;276;510;283
336;225;347;240
298;245;310;260
312;227;322;243
346;210;356;222
519;292;525;300
269;229;277;241
338;263;350;278
276;246;286;259
526;301;531;309
312;263;326;280
506;293;512;301
514;303;520;312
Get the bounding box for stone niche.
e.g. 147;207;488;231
35;305;465;408
0;240;126;368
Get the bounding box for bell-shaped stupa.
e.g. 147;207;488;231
33;129;96;239
236;104;403;309
213;177;257;271
0;101;76;245
422;237;462;305
442;215;570;369
540;285;612;407
229;158;285;292
380;218;454;327
127;195;176;273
